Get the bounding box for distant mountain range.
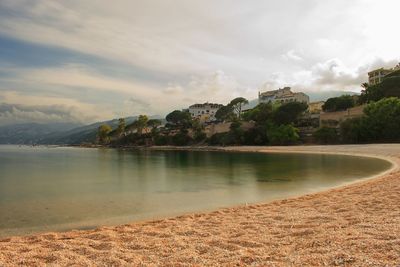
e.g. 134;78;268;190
307;90;359;102
0;116;161;145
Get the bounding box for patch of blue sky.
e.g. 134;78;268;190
0;34;180;86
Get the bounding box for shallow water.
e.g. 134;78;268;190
0;145;391;237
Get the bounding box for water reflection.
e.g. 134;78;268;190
0;145;391;237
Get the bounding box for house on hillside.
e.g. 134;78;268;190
258;87;309;105
368;62;400;85
308;101;325;114
188;103;223;123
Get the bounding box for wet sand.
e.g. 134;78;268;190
1;144;399;266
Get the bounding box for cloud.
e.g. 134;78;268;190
0;0;399;124
0;103;88;125
282;50;303;61
259;57;400;93
121;97;151;116
0;91;108;125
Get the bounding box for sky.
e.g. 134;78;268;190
0;0;399;125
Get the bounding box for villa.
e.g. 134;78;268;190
258;87;309;105
368;62;400;85
188;102;223;123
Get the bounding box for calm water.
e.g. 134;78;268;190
0;145;391;237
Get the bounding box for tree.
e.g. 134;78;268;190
340;97;400;143
272;102;308;125
267;124;299;145
322;95;355;112
147;119;161;134
359;74;400;104
313;127;338;144
116;118;126;137
97;124;112;144
340;117;367;144
228;97;249;120
136;115;149;134
242;103;273;124
362;97;400;142
215;105;234;121
166;110;192;128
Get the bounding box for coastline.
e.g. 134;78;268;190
1;144;400;266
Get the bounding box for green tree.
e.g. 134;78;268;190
340;117;367;144
272;102;308;125
322;95;355;112
242;103;273;124
313;127;338;144
166;110;192;128
215;105;235;122
362;97;400;141
116;118;126;137
97;124;112;144
267;124;299;145
147;119;161;134
228;97;249;120
359;73;400;104
136;115;149;134
340;97;400;143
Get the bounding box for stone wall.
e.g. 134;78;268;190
204;121;255;137
320;105;366;128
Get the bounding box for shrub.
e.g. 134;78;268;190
172;132;192;146
313;127;338;144
267;124;299;145
154;135;169;146
193;131;207;143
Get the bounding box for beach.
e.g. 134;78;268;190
0;144;399;266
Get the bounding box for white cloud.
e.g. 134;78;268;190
282;50;303;62
0;0;399;123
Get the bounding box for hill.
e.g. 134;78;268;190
0;116;163;145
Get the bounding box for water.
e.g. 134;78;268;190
0;145;391;237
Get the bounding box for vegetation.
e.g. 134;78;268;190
322;95;355;112
272;102;308;125
359;72;400;104
340;98;400;143
215;97;249;121
267;124;299;145
97;124;112;144
313;127;338;144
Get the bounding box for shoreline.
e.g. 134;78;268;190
1;144;400;266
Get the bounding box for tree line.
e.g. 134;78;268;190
314;70;400;144
97;70;400;146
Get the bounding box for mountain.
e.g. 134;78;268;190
307;91;359;102
0;122;82;144
37;115;163;145
0;116;163;145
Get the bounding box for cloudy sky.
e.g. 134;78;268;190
0;0;399;125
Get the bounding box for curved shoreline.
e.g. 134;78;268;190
1;144;400;266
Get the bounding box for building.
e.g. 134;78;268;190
188;103;223;122
368;63;400;85
258;87;309;105
308;101;324;114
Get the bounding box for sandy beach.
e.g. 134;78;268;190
1;144;399;266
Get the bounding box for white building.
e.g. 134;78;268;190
368;63;400;85
188;103;223;122
258;87;309;105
